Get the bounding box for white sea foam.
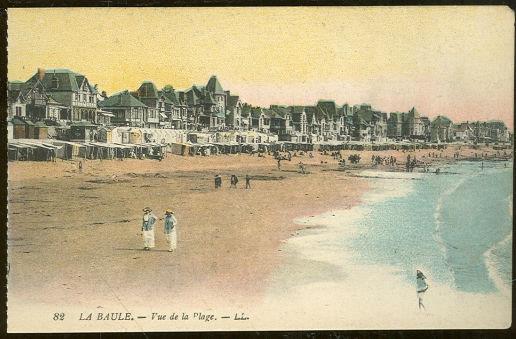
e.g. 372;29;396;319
290;177;413;268
432;174;470;286
483;230;512;297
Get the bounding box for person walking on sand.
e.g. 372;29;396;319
299;161;306;174
230;174;239;188
277;158;282;171
141;207;157;251
214;174;221;189
416;270;429;310
245;174;251;189
163;209;177;252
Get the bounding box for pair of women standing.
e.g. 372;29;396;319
141;207;177;252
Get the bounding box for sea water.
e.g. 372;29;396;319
267;160;513;298
260;161;512;328
351;161;513;294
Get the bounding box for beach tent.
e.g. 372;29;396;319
7;120;13;140
169;142;195;156
129;128;143;144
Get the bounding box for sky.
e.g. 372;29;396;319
7;7;515;127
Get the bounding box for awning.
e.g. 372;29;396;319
98;112;114;117
159;113;168;119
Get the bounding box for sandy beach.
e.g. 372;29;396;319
6;145;511;331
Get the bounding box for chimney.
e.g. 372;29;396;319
38;68;46;80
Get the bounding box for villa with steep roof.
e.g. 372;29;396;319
98;90;147;127
24;68;98;122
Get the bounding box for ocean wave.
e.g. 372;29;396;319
483;230;512;297
432;174;471;287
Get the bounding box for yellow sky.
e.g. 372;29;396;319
7;6;514;127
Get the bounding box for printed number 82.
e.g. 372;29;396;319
53;313;65;321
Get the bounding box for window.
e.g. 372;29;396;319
89;96;94;103
15;106;22;116
75;93;80;101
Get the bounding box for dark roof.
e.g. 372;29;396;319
290;106;305;114
157;91;174;105
99;90;147;108
316;100;337;118
270;106;290;118
206;75;224;94
304;106;318;123
227;95;240;108
11;116;34;125
26;69;93;93
432;115;453;126
46;95;66;106
241;104;252;117
161;88;180;105
8;88;23;102
8;81;25;91
389;112;403;122
137;81;159;99
263;108;284;119
250;108;263;119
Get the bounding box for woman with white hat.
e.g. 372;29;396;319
163;209;177;252
141;207;157;250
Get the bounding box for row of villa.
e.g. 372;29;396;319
7;68;513;145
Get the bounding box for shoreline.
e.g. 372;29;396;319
263;165;511;329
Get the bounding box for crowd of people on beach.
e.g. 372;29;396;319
371;155;397;167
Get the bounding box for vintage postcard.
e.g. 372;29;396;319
5;6;513;332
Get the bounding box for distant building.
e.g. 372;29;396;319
24;68;98;122
431;115;453;142
290;106;308;136
387;112;404;139
161;86;188;129
134;81;162;128
7;81;27;118
99;90;147;127
453;121;475;141
267;106;293;140
405;107;425;139
353;105;387;142
226;93;243;129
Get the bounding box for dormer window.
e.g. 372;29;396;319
51;75;59;89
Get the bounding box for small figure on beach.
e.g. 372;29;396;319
245;174;251;189
163;209;177;252
299;162;306;174
230;174;239;188
416;270;429;310
141;207;157;251
78;160;83;173
277;158;282;171
214;174;222;189
435;168;441;175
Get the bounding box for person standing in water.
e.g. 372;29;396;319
416;270;429;310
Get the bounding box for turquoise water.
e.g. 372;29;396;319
350;161;513;294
